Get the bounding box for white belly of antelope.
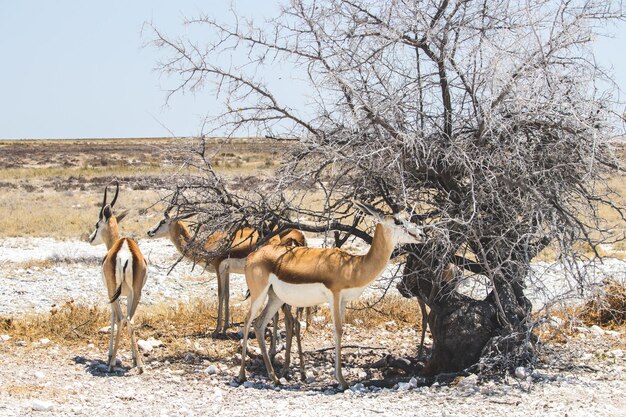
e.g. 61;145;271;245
269;274;331;307
340;286;367;303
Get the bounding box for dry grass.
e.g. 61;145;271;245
578;279;626;328
0;296;422;354
534;280;626;345
0;188;164;239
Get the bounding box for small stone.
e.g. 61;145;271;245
39;338;50;345
0;334;11;342
279;377;288;385
609;349;623;358
514;367;528;379
147;337;163;348
204;365;218;375
16;340;27;347
184;352;195;363
350;383;366;392
548;317;564;328
98;326;111;334
32;400;54;411
397;382;411;391
35;371;45;379
137;340;153;353
409;377;419;388
243;381;255;388
605;330;620;337
458;374;479;388
590;325;605;336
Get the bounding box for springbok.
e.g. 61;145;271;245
146;213;306;339
89;181;148;373
397;259;458;358
239;201;422;389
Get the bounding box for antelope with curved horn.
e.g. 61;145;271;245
239;201;423;389
89;181;148;373
146;212;307;338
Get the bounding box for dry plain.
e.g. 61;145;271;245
0;138;625;416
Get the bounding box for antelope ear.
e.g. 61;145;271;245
352;200;384;221
103;205;112;220
174;212;195;221
115;209;130;223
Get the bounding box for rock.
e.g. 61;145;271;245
184;352;195;363
590;325;605;336
515;367;529;379
458;374;479;389
32;400;54;411
243;381;255;388
384;320;397;329
549;317;564;328
397;382;411;391
204;365;218;375
279;377;288;385
146;337;163;348
605;330;620;337
0;334;11;342
609;349;623;359
350;383;366;392
98;326;111;334
409;377;419;388
137;339;153;353
35;371;45;379
575;326;589;333
16;340;27;347
39;338;50;345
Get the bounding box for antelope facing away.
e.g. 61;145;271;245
89;181;148;373
239;201;423;390
146;212;306;337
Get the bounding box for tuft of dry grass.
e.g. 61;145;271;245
578;279;626;328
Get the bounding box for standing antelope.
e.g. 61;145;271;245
239;201;422;389
89;181;148;373
146;212;306;338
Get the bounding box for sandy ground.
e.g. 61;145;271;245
0;237;625;416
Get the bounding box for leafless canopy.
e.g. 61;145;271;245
152;0;625;373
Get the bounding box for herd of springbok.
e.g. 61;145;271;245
89;181;422;390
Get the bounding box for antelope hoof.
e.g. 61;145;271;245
237;373;247;384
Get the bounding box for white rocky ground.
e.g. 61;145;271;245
0;237;625;416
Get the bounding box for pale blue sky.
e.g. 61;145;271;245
0;1;624;139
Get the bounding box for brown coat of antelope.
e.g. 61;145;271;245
89;181;148;373
239;201;423;390
146;213;306;339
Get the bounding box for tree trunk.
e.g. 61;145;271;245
399;251;534;376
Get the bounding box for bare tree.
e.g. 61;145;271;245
151;0;626;375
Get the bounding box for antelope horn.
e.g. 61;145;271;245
109;180;120;208
99;185;109;219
